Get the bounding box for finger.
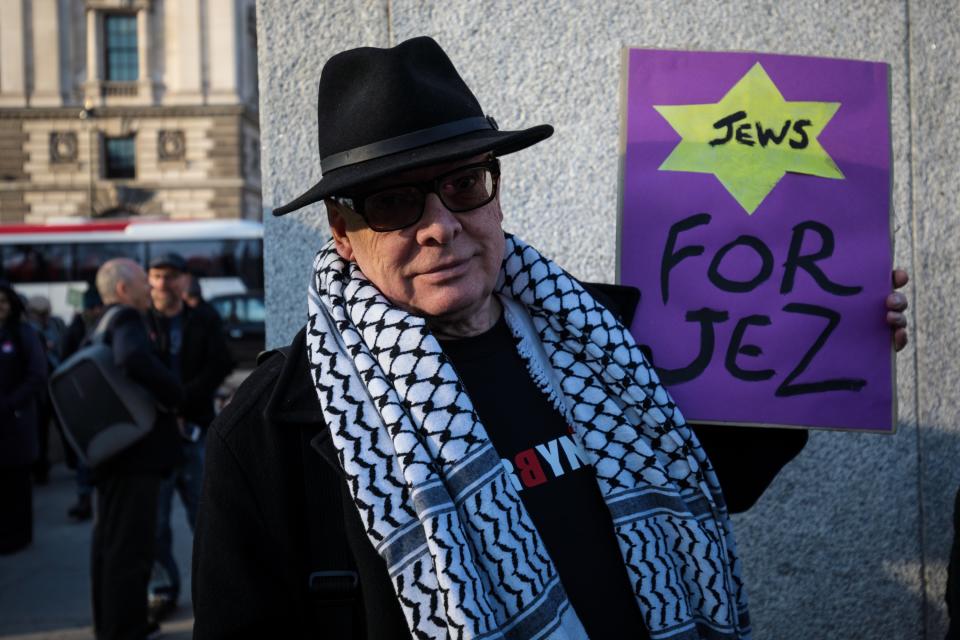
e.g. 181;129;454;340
886;310;907;328
886;291;908;312
892;269;909;289
894;328;908;352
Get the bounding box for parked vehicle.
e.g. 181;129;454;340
208;291;265;369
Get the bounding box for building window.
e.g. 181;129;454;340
105;136;136;179
104;14;138;81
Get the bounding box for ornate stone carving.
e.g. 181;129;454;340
49;132;78;163
158;130;185;161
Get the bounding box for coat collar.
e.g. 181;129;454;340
263;326;326;427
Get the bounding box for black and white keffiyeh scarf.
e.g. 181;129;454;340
306;233;751;640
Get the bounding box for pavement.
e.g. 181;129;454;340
0;463;196;640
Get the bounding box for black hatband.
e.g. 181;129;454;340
320;116;497;173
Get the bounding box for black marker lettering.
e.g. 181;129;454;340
708;235;774;293
725;315;775;382
657;308;729;385
781;220;862;296
709;111;747;146
775;302;866;396
735;123;755;146
756;120;791;147
789;119;812;149
661;213;711;304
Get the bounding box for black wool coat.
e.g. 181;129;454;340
148;302;235;430
0;322;46;468
192;284;807;639
93;305;185;476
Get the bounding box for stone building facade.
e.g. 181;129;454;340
0;0;261;222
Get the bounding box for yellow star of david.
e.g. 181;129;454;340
654;62;843;214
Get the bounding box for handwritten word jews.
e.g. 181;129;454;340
709;110;813;149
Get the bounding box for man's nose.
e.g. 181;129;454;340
415;193;461;245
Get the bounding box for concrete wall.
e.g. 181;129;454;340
256;1;959;637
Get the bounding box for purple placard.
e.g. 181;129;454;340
618;49;893;432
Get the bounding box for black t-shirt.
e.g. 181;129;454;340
440;315;649;640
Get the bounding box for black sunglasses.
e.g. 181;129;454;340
335;159;501;232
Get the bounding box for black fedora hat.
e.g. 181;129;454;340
272;36;553;216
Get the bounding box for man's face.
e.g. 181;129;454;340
148;266;186;312
121;264;152;311
327;155;505;327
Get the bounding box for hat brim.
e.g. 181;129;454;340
272;124;553;216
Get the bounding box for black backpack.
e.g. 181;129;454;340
48;306;157;467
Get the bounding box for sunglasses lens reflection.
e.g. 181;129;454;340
361;163;499;232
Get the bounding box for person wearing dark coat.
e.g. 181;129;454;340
145;253;234;619
193;38;910;640
0;281;47;555
25;295;66;486
193;286;816;639
90;259;184;640
61;286;104;362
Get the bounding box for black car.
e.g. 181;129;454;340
208;291;265;369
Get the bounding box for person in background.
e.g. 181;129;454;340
146;254;234;621
26;295;66;364
60;286;105;522
25;295;66;486
61;286;104;361
181;274;237;411
0;281;47;555
90;259;183;640
182;273;204;309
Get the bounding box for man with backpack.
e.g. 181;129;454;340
89;258;183;640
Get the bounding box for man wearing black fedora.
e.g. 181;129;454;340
193;37;909;639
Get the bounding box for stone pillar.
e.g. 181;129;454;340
136;7;152;102
207;0;239;104
0;0;27;107
30;0;63;106
165;0;203;103
83;7;101;107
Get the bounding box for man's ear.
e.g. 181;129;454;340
114;280;128;304
325;199;355;262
